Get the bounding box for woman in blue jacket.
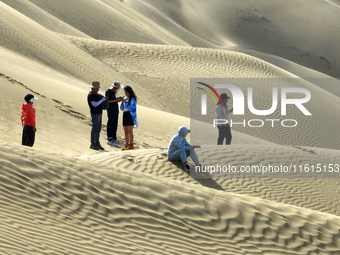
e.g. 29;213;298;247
120;86;138;150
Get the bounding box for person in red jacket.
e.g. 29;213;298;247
21;94;38;147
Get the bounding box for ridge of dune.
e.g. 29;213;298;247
325;0;340;8
1;0;91;38
79;144;340;216
98;0;191;46
0;2;107;79
123;0;218;48
18;0;188;45
128;0;340;77
0;3;164;111
65;36;296;118
228;46;340;97
65;37;340;149
1;142;340;255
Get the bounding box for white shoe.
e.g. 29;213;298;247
112;140;119;147
107;140;114;145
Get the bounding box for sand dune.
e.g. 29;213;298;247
2;143;340;255
0;71;273;156
1;0;340;254
63;37;340;149
6;0;188;45
65;36;296;117
127;0;340;77
1;0;91;38
0;3;164;111
325;0;340;8
79;145;340;216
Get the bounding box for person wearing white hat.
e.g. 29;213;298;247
105;81;123;146
21;94;38;147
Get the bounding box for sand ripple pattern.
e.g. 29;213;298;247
0;2;159;108
66;37;294;117
1;143;340;254
66;38;340;150
80;146;340;216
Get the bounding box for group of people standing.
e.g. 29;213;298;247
20;85;232;173
20;81;138;151
87;81;138;151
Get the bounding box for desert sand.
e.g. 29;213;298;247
1;1;340;254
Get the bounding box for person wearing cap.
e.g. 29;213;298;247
87;81;108;150
215;93;233;145
167;126;201;172
105;81;122;147
21;94;38;147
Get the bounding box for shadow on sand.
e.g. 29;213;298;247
169;161;225;191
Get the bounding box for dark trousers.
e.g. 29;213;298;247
107;111;119;140
91;114;102;146
22;125;35;147
217;125;232;145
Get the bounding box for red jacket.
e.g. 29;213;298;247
21;103;36;126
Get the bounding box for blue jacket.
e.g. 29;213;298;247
167;126;191;156
120;97;138;127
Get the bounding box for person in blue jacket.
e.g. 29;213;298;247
120;86;138;150
167;126;201;172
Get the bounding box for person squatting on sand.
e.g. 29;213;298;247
120;86;138;150
167;126;201;172
87;81;108;150
21;94;38;147
215;93;233;145
105;81;122;147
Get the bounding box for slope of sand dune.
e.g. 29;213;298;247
325;0;340;8
0;72;272;156
3;4;340;150
79;145;340;216
7;0;340;78
65;36;296;118
124;0;218;48
0;3;119;82
65;37;340;149
2;142;340;255
11;0;188;45
126;0;340;77
0;3;165;111
0;72;178;155
1;0;91;38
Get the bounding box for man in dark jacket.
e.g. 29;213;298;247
105;81;122;146
87;81;108;150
